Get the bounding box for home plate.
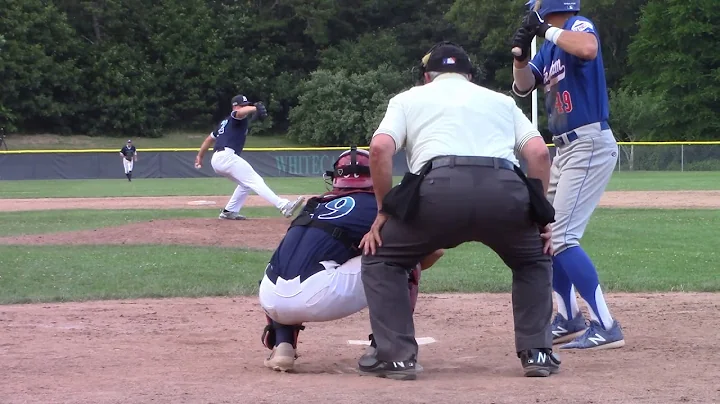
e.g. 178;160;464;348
347;337;436;345
187;200;217;206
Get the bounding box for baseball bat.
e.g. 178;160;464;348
512;0;542;57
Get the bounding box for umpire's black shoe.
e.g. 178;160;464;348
518;348;561;377
358;354;422;381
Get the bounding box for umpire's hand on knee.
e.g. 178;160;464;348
360;212;389;256
540;225;553;255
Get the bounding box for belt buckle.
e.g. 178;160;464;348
553;137;564;147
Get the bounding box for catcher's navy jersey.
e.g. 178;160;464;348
529;16;610;135
212;112;249;155
269;192;377;280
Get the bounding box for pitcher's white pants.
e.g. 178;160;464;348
211;148;287;212
123;159;134;174
259;256;367;325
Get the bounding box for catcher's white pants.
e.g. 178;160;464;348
258;256;367;325
210;148;286;212
123;159;134;174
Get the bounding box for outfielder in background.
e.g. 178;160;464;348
511;0;625;350
258;147;443;372
120;139;137;181
195;95;305;219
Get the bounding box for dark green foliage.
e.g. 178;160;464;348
625;0;720;141
0;0;716;143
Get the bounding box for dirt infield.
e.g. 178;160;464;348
2;190;720;212
2;294;718;404
1;191;719;403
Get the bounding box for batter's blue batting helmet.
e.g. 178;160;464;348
526;0;580;18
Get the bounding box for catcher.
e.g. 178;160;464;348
119;139;137;181
258;146;444;372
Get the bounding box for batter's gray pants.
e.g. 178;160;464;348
361;164;553;363
548;125;618;254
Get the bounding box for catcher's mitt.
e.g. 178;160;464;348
254;101;268;121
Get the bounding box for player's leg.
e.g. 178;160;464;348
123;159;131;181
547;154;587;343
219;184;249;220
127;160;133;181
215;153;303;217
257;258;368;372
551;129;624;350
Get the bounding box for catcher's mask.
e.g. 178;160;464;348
412;41;478;85
324;146;373;191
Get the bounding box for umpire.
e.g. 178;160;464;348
358;41;560;380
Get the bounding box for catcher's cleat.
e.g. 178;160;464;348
218;210;247;220
264;342;296;372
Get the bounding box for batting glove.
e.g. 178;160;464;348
511;27;535;61
522;11;553;37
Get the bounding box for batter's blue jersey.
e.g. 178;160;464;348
529;16;610;135
269;192;377;280
211;111;249;155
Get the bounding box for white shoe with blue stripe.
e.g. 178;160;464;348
559;319;626;350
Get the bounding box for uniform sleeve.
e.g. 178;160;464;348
210;130;218;139
512;103;542;154
372;95;407;153
569;16;600;64
569;16;598;35
528;50;545;86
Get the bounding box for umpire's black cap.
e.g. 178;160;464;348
422;42;473;75
231;94;252;107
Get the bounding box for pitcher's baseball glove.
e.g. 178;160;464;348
254;102;268;121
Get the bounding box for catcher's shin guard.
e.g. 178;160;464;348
408;263;422;313
261;315;305;350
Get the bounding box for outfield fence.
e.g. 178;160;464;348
615;142;720;172
0;141;718;180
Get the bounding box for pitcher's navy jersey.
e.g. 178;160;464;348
211;111;250;155
269;192;377;280
529;16;610;135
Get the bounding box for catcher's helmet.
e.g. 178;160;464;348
526;0;580;18
324;146;373;190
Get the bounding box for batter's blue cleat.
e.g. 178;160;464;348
551;313;588;344
559;319;626;350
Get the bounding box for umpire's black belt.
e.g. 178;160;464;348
430;156;515;171
264;262;325;284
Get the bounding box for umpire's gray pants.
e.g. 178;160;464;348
361;164;553;362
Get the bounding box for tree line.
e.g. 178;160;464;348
1;0;718;145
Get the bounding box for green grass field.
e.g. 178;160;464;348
3;132;300;150
1;206;718;304
1;171;719;199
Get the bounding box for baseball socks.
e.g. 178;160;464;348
553;246;614;330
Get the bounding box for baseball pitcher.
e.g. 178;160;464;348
120;140;137;181
195;94;304;220
511;0;625;350
258;147;443;372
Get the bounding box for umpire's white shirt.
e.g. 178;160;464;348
373;73;541;174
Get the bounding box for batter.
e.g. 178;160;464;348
511;0;625;350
